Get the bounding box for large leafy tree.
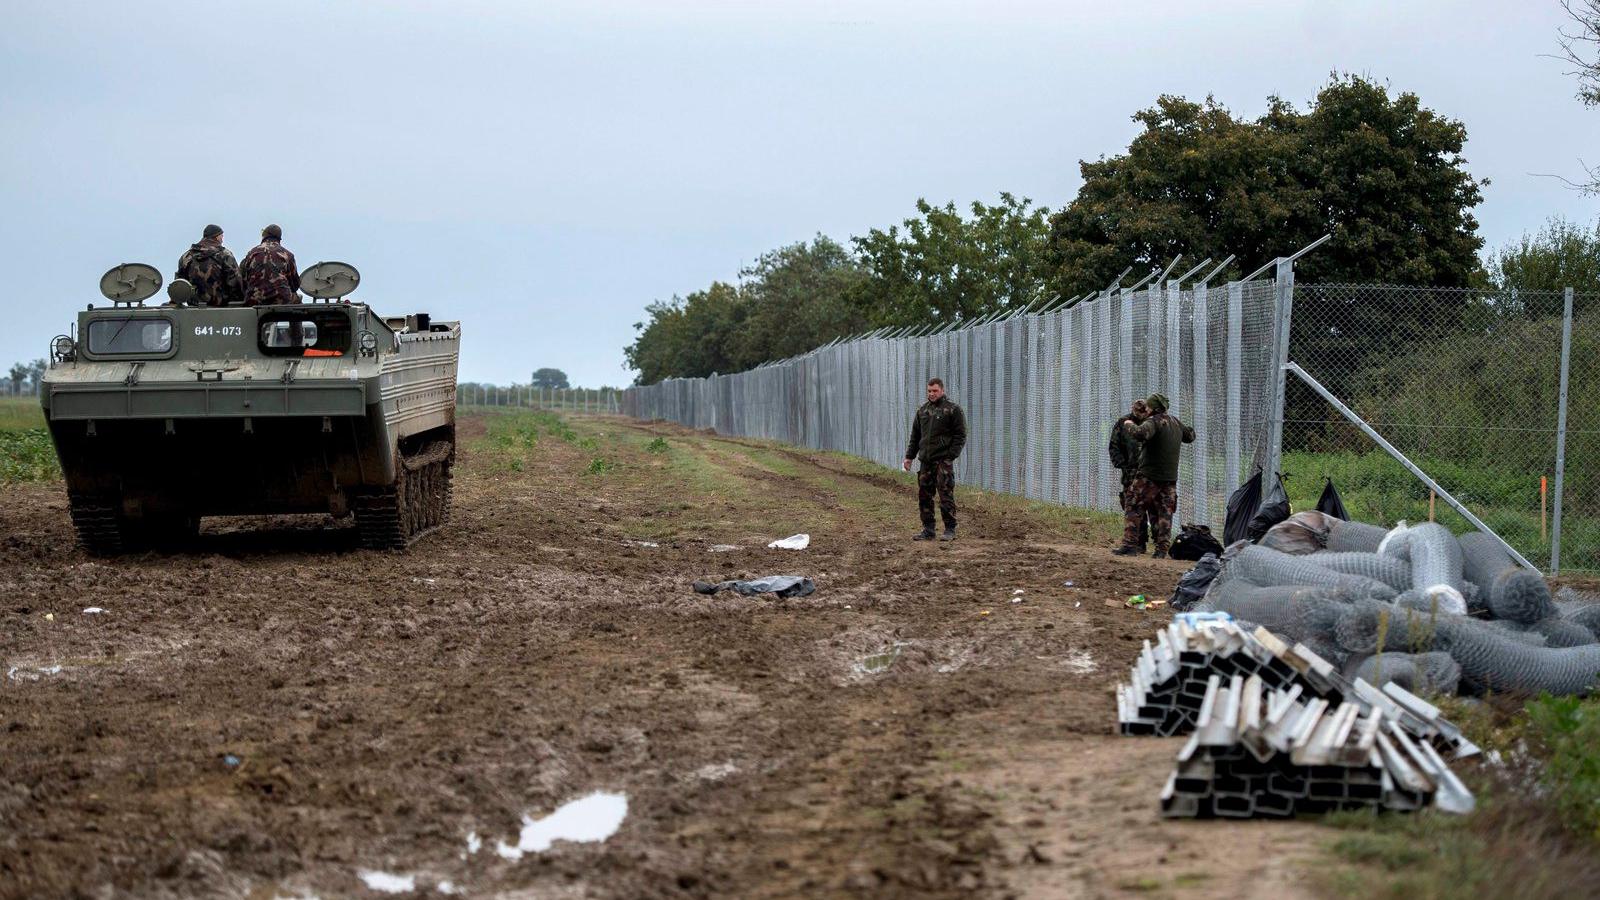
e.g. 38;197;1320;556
1046;75;1485;297
1488;216;1600;294
8;363;27;395
623;282;744;384
727;236;869;370
851;193;1052;327
530;367;570;390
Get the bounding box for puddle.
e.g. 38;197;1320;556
853;643;908;676
357;871;414;893
494;792;629;860
6;665;63;682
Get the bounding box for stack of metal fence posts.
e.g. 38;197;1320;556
1117;616;1477;819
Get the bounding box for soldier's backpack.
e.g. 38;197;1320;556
1170;523;1224;561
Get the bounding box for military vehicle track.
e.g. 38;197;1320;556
65;493;125;556
354;440;454;550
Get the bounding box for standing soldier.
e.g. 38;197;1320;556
1113;393;1194;559
239;224;301;306
1109;399;1151;552
175;224;244;307
902;377;967;542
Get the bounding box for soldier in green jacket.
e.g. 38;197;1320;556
1109;399;1151;551
902;377;967;541
1113;393;1194;559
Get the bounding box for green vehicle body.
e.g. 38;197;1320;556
41;299;460;552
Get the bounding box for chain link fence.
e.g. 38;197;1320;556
622;269;1600;573
624;278;1281;535
1283;283;1600;574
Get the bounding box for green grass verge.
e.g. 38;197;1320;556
1283;449;1600;571
1319;695;1600;898
0;398;57;483
0;396;45;431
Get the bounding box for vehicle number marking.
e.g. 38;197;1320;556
193;325;243;336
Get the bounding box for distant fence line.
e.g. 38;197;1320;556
623;260;1600;574
456;385;621;414
624;270;1284;536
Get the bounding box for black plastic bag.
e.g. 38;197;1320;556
1224;470;1264;545
1246;473;1291;542
1170;553;1222;611
1170;523;1224;561
1315;478;1349;521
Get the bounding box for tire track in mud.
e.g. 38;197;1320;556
0;413;1333;899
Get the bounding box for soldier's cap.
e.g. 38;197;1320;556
1147;393;1169;413
202;224;223;239
262;224;282;240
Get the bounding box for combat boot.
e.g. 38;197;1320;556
938;526;956;542
914;527;936;541
1152;548;1170;560
1111;544;1144;557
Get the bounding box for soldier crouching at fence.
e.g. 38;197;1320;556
1113;393;1193;559
903;377;967;542
1109;399;1151;551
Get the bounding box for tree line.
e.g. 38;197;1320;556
624;73;1596;386
4;359;46;396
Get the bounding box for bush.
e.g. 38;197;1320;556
0;429;59;483
1525;695;1600;841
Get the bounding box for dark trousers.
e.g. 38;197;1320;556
917;460;956;529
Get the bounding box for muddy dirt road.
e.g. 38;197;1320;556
1;412;1334;898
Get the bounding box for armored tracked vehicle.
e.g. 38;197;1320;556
41;262;460;554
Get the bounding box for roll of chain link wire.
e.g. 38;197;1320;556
1335;599;1600;696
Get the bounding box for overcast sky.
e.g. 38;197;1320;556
2;0;1596;387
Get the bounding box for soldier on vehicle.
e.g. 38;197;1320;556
1109;398;1151;552
902;377;967;542
1113;392;1194;559
240;224;301;306
175;224;244;307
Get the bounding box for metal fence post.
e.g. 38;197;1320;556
1552;286;1575;574
1266;258;1295;481
1225;280;1243;491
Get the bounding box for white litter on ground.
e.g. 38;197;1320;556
357;871;415;893
1061;650;1097;674
1012;589;1025;595
495;792;629;860
465;832;482;855
437;881;458;895
7;665;62;682
82;607;105;614
767;534;810;550
708;545;741;553
624;540;660;548
694;762;738;782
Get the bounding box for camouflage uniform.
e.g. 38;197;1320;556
918;461;957;531
1119;395;1194;555
1109;415;1149;548
906;396;967;532
239;239;301;306
1122;477;1177;551
175;239;244;307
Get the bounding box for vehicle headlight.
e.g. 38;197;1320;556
51;334;76;362
357;330;378;355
